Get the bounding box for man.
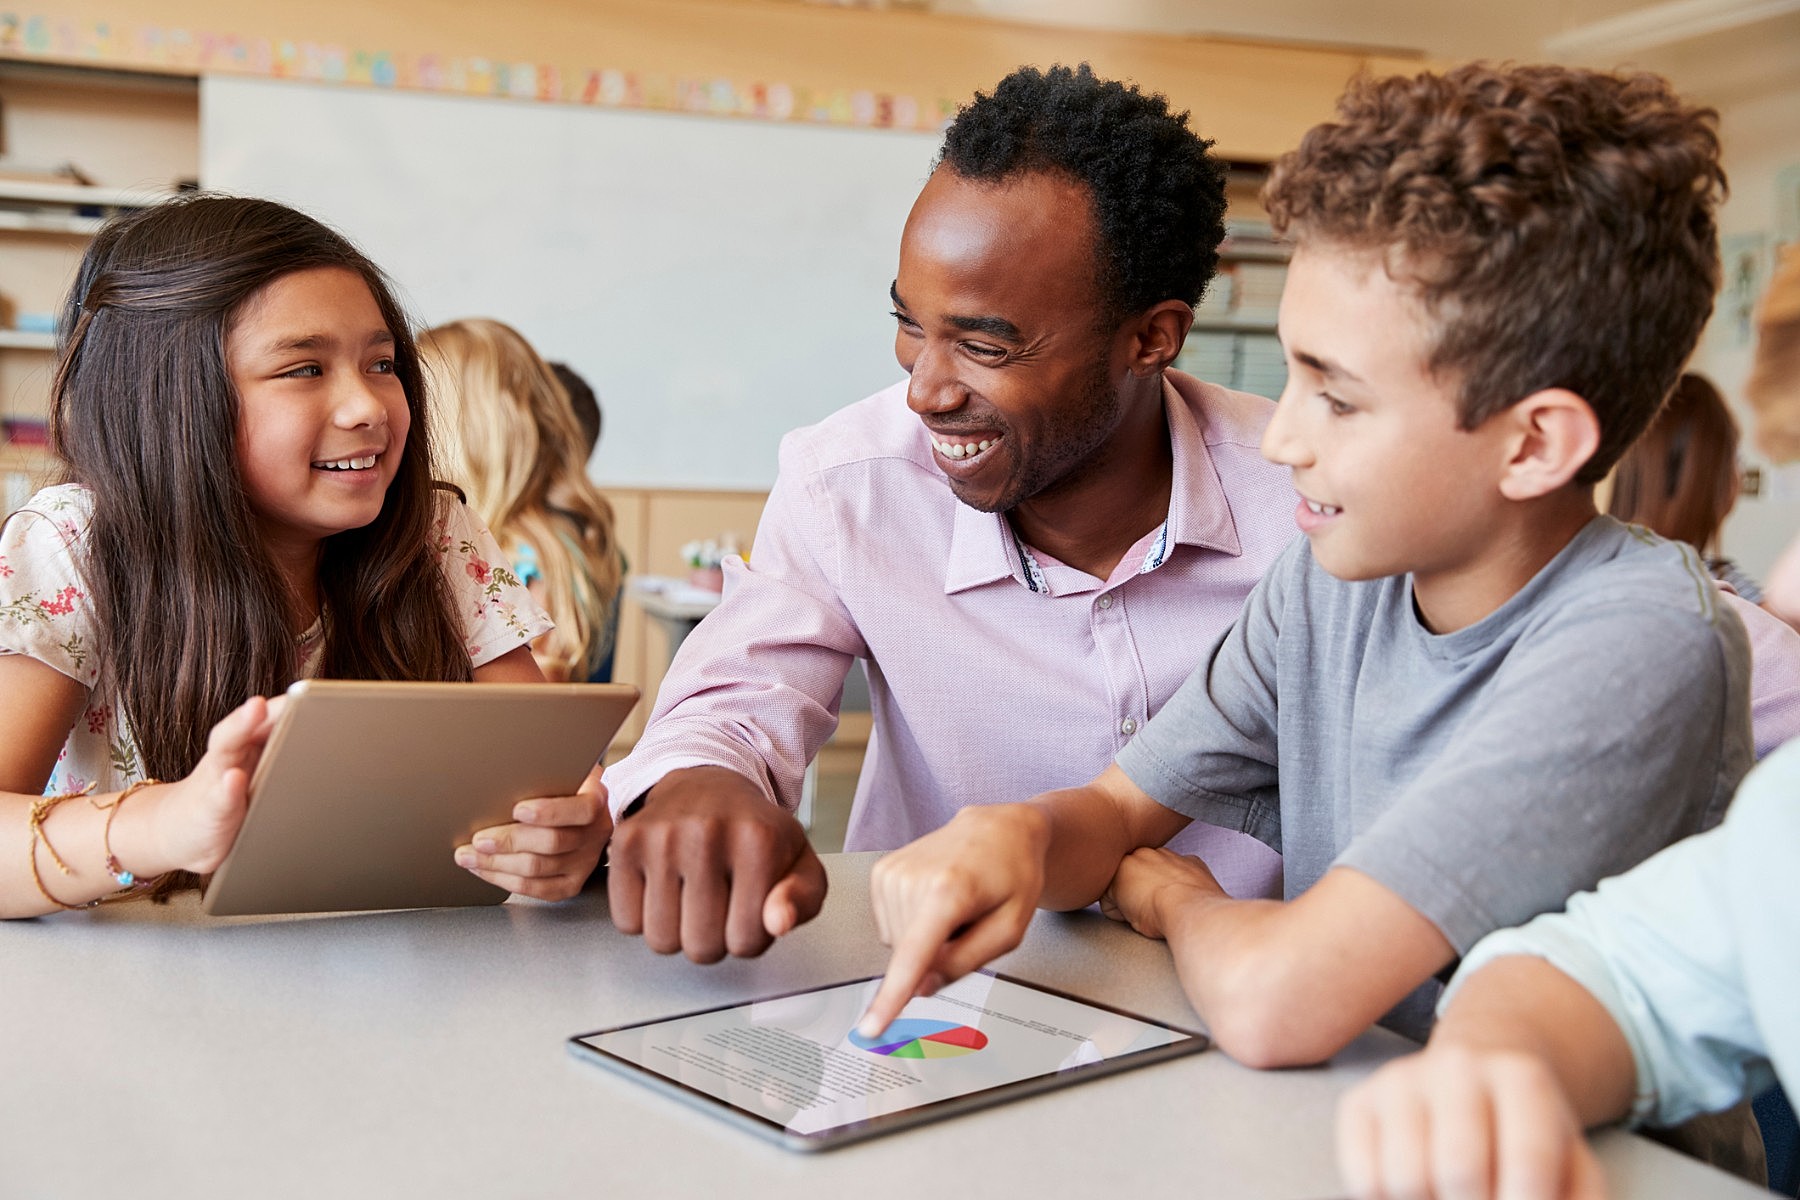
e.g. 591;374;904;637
599;64;1296;961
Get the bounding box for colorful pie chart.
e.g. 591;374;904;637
849;1019;989;1059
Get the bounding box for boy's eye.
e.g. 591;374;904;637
1322;393;1354;416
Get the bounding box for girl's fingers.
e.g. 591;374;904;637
466;823;588;857
513;791;606;827
461;865;584;902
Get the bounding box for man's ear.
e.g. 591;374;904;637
1126;299;1196;377
1497;388;1601;501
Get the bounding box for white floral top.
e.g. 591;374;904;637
0;484;552;797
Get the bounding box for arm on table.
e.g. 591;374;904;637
1103;855;1454;1068
860;763;1187;1037
1334;955;1632;1200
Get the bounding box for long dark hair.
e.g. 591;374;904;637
51;195;473;809
1608;372;1741;555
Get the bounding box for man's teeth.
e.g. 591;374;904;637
1305;499;1342;516
935;438;995;460
316;454;377;471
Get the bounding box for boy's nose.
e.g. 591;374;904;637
1260;388;1310;468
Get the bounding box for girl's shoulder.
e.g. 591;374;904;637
0;484;94;561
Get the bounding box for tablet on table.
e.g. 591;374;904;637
569;970;1208;1151
201;679;637;916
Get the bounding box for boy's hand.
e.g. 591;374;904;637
152;695;286;875
859;803;1050;1040
1336;1043;1607;1200
456;765;610;902
1099;847;1227;940
605;766;828;962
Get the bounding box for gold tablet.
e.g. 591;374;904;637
202;680;638;916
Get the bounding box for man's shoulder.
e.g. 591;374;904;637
778;380;932;477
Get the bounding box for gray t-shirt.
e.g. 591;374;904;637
1116;517;1753;1037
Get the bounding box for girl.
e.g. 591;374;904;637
0;195;608;918
419;319;622;682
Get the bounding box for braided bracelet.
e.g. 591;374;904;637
89;778;164;890
27;784;97;911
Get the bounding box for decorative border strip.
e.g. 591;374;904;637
0;11;954;131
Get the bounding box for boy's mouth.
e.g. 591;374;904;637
1303;498;1342;517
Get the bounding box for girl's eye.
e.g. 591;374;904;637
282;364;322;379
371;358;397;374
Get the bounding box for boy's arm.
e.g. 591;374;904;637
859;763;1189;1037
1335;955;1630;1200
1105;856;1454;1067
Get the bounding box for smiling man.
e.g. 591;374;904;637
600;64;1297;962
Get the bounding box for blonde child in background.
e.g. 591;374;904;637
420;319;622;683
0;196;609;917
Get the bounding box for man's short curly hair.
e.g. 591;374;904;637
939;63;1228;322
1264;63;1726;484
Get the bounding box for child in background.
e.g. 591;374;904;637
0;196;609;917
863;64;1750;1074
1335;739;1800;1200
421;320;622;683
1608;373;1800;759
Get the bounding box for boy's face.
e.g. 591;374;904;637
1262;246;1517;586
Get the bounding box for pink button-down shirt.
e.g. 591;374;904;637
604;371;1301;899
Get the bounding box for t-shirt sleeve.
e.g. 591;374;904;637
0;496;102;687
1445;739;1800;1128
1113;536;1292;850
432;495;555;669
1339;598;1749;954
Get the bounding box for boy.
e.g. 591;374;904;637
859;62;1748;1070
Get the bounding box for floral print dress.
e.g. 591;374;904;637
0;484;552;797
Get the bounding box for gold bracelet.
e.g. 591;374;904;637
27;784;98;911
89;778;163;890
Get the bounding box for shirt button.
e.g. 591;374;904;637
1097;595;1114;610
1120;717;1138;736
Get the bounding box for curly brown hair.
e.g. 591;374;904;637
1264;63;1726;484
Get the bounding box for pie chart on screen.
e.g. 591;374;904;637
849;1019;990;1059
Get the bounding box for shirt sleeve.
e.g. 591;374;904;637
1113;536;1292;849
1721;588;1800;759
602;433;868;819
1339;597;1749;954
1445;740;1800;1128
432;495;554;669
0;494;102;687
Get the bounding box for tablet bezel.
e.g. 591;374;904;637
567;970;1210;1152
201;680;637;916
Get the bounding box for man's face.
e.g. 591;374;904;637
890;169;1123;514
1262;245;1515;587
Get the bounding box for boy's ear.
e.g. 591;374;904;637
1497;388;1601;501
1126;299;1197;377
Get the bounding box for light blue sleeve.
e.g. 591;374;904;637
1444;742;1800;1128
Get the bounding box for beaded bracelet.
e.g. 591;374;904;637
89;778;164;890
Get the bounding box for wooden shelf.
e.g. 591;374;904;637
0;178;174;209
0;330;57;350
1191;314;1280;334
0;209;107;235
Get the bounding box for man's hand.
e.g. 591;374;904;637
1337;1042;1607;1200
456;765;610;902
1099;847;1228;940
858;803;1051;1039
605;765;827;962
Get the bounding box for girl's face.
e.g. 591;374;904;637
227;267;410;559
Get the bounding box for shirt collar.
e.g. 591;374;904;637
942;374;1245;596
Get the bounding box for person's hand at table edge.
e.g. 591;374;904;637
605;764;827;962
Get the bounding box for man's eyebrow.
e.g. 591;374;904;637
890;280;905;308
1292;349;1364;385
890;281;1023;341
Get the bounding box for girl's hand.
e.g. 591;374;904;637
1099;847;1226;940
1336;1042;1607;1200
150;695;285;875
455;765;609;901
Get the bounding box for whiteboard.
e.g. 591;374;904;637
201;76;940;489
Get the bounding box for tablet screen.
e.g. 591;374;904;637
570;971;1206;1149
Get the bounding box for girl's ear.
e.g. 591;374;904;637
1127;300;1196;378
1497;388;1601;501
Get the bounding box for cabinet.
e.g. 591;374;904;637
0;64;197;516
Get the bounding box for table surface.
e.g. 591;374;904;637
2;854;1764;1199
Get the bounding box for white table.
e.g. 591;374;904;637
1;855;1763;1199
